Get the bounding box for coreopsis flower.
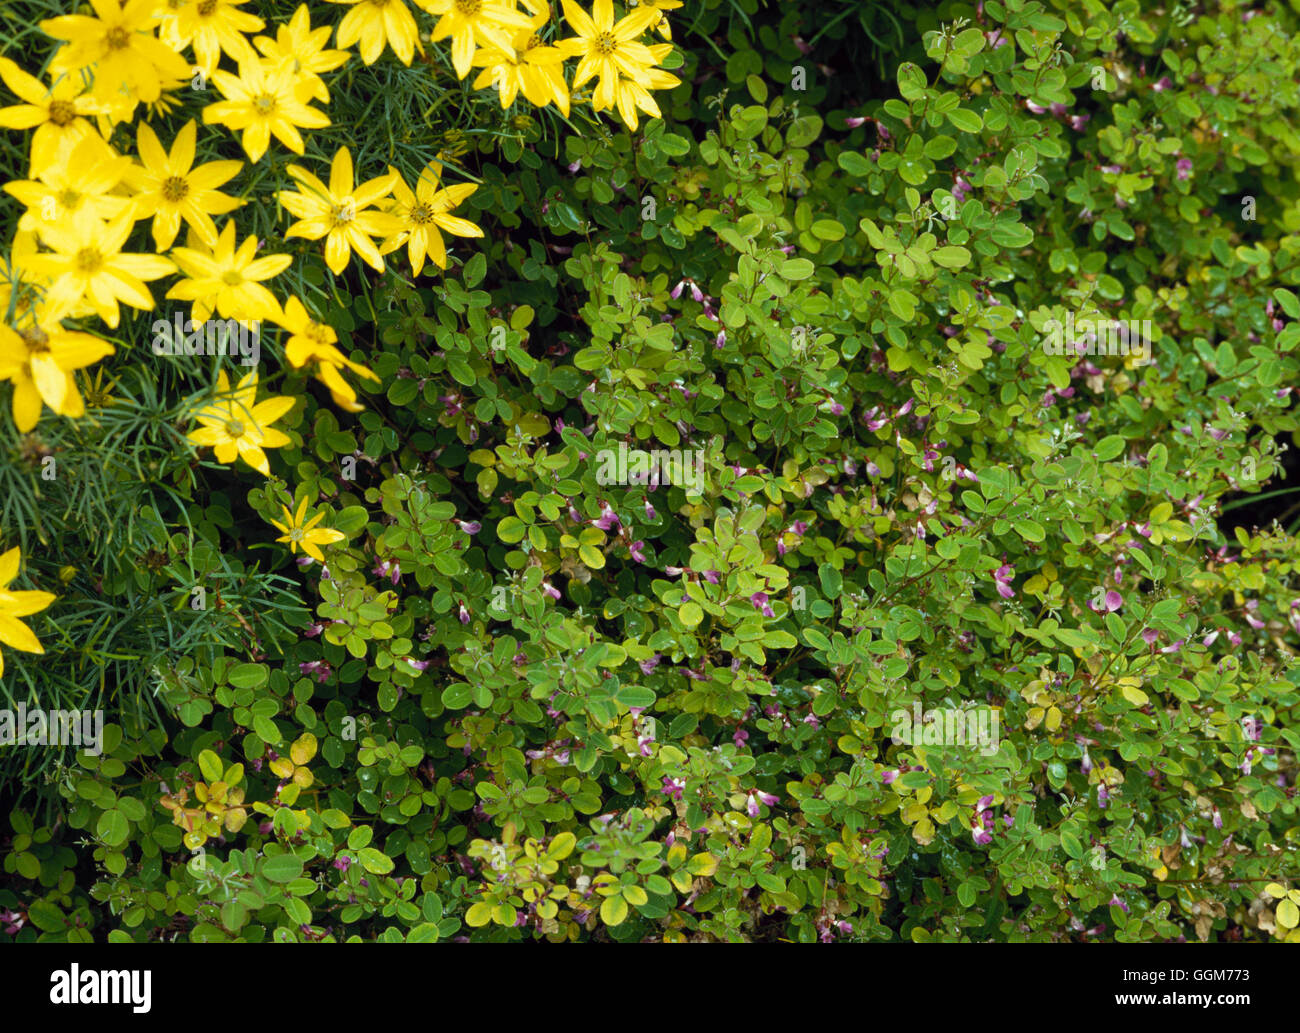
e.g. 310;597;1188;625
417;0;535;80
124;120;244;250
40;0;191;111
0;321;114;431
279;147;401;274
379;161;482;275
167;220;290;322
24;211;175;327
273;295;379;411
557;1;660;110
470;2;571;114
0;59;103;175
202;58;330;163
186;369;294;476
270;496;346;563
0;546;56;680
628;0;681;39
5;133;134;236
329;0;425;65
254;4;351;103
159;0;263;74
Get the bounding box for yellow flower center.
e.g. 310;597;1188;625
106;26;132;50
287;527;305;543
20;326;49;356
594;31;618;54
524;33;542;51
332;200;356;225
224;419;246;437
162;176;189;202
221;269;244;285
58;188;81;210
75;247;103;273
48;100;77;126
254;93;277;114
306;322;333;344
197;0;218;15
455;0;482;14
408;203;434;225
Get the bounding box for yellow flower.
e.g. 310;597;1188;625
274;296;379;411
0;547;57;680
0;60;104;175
159;0;264;75
557;0;678;128
416;0;536;79
627;0;680;39
278;147;402;274
186;369;294;477
380;161;482;276
25;211;175;328
270;497;345;563
328;0;425;66
202;58;330;163
166;219;291;322
4;133;134;237
253;4;351;103
40;0;191;111
470;1;570;114
124;119;244;251
0;320;114;432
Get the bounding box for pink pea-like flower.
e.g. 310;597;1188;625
1176;157;1193;181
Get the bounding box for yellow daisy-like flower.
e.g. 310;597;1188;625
24;211;176;328
328;0;425;66
278;147;402;275
416;0;536;80
124;120;244;251
254;4;351;104
4;133;134;237
274;296;379;411
186;369;294;477
159;0;264;75
557;0;678;128
270;497;345;563
0;320;114;432
628;0;680;40
166;219;291;323
470;1;570;114
202;58;330;163
0;60;104;176
40;0;191;110
379;161;483;276
0;547;57;681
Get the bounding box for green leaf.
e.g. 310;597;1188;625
261;854;304;883
946;108;983;133
358;847;395;875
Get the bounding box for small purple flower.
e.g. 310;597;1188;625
661;776;685;801
644;499;656;520
715;329;726;348
333;855;352;872
994;564;1015;600
703;569;721;585
639;653;661;676
1141;627;1159;645
592;503;620;531
1109;894;1129;913
542;580;561;601
458;603;470;625
750;591;775;618
629;540;647;563
845;115;867;128
1175;157;1193;181
456;519;482;535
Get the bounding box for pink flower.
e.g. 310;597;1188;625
592;503;620;531
458;603;470;624
644;499;656;520
1176;157;1193;181
994;564;1015;599
456;519;482;535
542;580;561;601
845;115;867;128
629;540;647;563
750;592;775;618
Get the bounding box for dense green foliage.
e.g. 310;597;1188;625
4;0;1300;943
